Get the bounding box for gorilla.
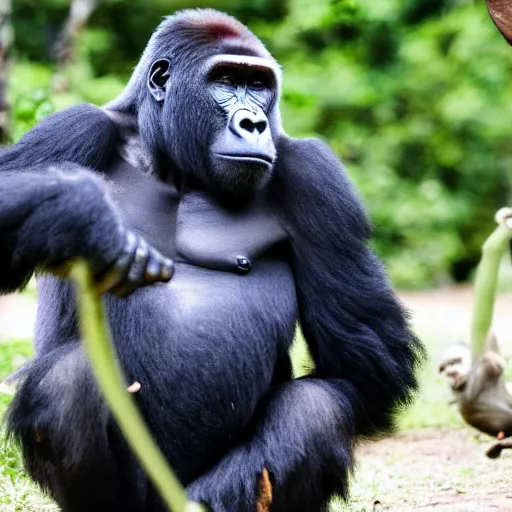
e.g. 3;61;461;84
0;9;423;512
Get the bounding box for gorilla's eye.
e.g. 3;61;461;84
248;72;271;91
218;75;236;86
249;80;265;90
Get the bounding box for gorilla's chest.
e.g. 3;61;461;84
175;191;286;272
107;161;287;273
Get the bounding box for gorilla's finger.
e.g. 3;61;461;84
144;248;168;283
94;231;139;294
114;231;140;272
127;238;150;285
159;258;174;282
144;256;161;282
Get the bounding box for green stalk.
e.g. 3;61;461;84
471;223;512;358
71;260;203;512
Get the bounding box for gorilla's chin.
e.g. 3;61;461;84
210;154;273;197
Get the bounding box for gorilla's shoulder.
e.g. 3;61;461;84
276;135;347;178
0;104;119;171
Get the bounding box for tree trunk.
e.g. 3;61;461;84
0;0;12;143
55;0;96;92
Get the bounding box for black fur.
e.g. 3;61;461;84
0;104;118;171
2;9;424;512
274;137;420;435
0;166;124;292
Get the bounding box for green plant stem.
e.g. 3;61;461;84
71;261;203;512
471;224;512;358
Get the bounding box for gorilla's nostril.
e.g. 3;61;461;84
255;121;267;134
240;118;255;133
230;110;269;137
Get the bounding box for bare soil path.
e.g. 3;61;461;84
347;428;512;511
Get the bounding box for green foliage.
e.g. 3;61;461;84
0;339;53;511
8;0;512;287
9;63;54;142
267;0;512;288
0;339;33;379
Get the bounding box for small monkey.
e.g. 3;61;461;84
439;334;512;457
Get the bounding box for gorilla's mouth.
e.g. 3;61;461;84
215;153;274;167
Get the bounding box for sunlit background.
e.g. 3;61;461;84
2;1;512;510
9;0;512;288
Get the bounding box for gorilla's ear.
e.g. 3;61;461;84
148;59;171;102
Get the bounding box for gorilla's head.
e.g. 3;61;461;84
108;9;283;199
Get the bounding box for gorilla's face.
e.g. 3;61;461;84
148;54;280;198
206;55;278;196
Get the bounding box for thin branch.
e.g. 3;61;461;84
71;261;204;512
470;208;512;357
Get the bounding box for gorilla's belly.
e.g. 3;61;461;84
109;260;297;396
105;259;297;477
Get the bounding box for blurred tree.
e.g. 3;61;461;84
260;0;512;287
0;0;12;142
55;0;96;90
8;0;512;287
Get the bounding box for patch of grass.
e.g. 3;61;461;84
0;340;33;380
0;422;57;511
0;338;57;511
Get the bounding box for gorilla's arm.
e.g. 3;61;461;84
275;137;423;436
0;104;118;172
0;105;172;294
0;168;121;292
0;166;170;294
187;137;423;511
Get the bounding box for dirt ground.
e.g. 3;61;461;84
350;429;512;512
2;285;512;511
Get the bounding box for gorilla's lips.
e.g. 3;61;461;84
215;153;274;167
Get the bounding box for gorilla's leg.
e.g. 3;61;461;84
7;343;147;512
186;379;354;512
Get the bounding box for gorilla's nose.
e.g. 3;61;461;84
230;109;268;138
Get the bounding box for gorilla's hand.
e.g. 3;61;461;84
0;167;173;295
48;228;174;297
90;230;174;297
